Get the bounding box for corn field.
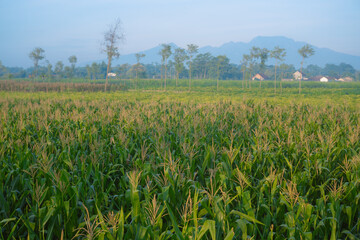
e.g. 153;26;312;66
0;91;359;239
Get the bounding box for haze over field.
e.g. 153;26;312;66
0;0;359;67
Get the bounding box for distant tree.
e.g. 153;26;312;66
29;47;45;79
135;53;146;65
279;64;287;93
159;44;172;91
117;63;131;81
68;55;77;79
241;54;251;88
135;53;146;83
216;55;227;91
0;61;7;78
298;44;315;93
322;62;356;78
86;65;91;82
64;66;71;79
250;47;269;88
46;61;52;80
192;53;214;79
128;64;146;86
270;46;286;94
54;61;64;79
304;64;322;77
186;44;199;91
102;18;125;91
173;47;188;87
91;62;100;81
246;53;257;89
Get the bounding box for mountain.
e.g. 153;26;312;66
112;43;179;66
111;36;360;69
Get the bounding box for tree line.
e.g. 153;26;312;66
1;52;357;83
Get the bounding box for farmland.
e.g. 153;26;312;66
0;82;360;239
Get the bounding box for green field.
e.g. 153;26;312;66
0;81;359;239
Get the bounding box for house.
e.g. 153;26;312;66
293;71;308;80
320;77;329;82
337;76;353;82
309;75;330;82
252;73;269;81
107;72;117;77
293;71;303;80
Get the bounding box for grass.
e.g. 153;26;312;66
0;81;359;239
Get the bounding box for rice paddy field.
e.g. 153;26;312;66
0;81;360;239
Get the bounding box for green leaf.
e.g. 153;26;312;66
4;217;21;240
197;220;215;240
0;218;16;226
165;201;184;240
224;228;235;240
231;210;264;225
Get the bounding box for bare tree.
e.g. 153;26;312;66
102;18;125;91
298;44;315;94
29;47;45;79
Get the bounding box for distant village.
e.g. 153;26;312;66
252;71;354;82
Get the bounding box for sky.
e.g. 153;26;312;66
0;0;359;67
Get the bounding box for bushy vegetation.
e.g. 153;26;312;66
0;89;359;239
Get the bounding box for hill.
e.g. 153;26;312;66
111;36;360;69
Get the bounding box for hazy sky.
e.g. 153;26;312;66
1;0;359;67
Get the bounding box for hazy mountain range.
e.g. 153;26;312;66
110;36;360;69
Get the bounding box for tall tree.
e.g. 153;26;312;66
270;46;286;94
86;65;91;83
160;44;172;91
68;55;77;79
29;47;45;79
46;61;52;80
241;54;251;88
279;64;288;93
0;61;7;78
186;44;199;91
298;44;315;94
91;62;100;81
135;53;145;64
173;47;188;87
54;61;64;79
64;66;71;79
102;18;125;91
216;55;227;91
135;53;145;86
250;47;269;88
